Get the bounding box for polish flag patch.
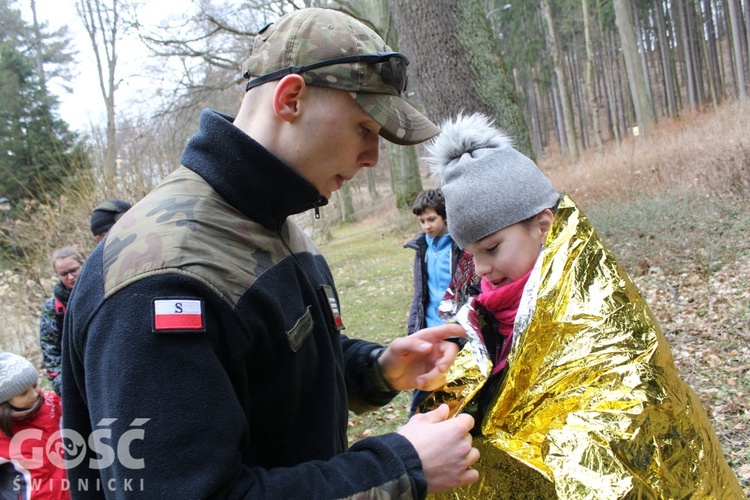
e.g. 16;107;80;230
153;299;205;333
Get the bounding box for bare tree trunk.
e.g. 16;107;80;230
540;0;579;158
727;0;748;99
550;85;566;153
522;70;544;157
676;0;698;114
77;0;121;176
390;0;533;158
29;0;46;87
654;2;678;117
338;180;355;223
611;29;630;138
688;0;707;105
569;52;588;150
737;0;750;81
721;0;738;97
633;8;655;115
533;66;553;150
364;0;422;213
582;0;603;148
387;143;420;213
702;0;722;106
598;16;620;145
366;169;379;202
613;0;655;134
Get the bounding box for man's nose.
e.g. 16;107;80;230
358;136;380;168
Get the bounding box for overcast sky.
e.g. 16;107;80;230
21;0;193;132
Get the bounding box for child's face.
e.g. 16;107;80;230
466;210;553;289
418;208;448;239
9;383;39;410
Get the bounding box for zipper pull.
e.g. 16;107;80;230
314;201;321;219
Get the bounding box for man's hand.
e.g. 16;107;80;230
397;404;480;493
378;324;465;391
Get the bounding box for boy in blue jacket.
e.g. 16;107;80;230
405;189;477;415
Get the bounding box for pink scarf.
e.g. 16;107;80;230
475;268;532;373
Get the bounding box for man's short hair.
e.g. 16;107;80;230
412;189;446;219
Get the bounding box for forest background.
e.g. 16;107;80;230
0;0;748;494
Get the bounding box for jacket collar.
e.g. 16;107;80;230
179;109;328;231
404;232;427;250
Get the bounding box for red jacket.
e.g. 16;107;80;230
0;391;70;499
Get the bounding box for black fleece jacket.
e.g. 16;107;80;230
62;109;426;499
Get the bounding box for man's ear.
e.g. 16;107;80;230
272;74;306;123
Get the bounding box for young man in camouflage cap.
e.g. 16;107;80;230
62;8;479;498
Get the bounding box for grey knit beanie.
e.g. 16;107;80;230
425;113;560;249
0;353;39;404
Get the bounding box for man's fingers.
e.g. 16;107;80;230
413;403;450;423
459;467;480;487
454;412;476;432
466;446;480;466
388;324;464;358
416;364;450;390
411;324;466;343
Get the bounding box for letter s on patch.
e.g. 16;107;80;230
152;298;205;333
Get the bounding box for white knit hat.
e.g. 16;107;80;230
425;113;560;249
0;353;39;404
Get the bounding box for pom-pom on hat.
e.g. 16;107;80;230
425;113;560;249
0;353;38;404
90;199;132;237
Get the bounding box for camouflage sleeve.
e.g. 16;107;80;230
39;297;63;390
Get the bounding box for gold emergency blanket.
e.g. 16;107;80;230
426;195;744;499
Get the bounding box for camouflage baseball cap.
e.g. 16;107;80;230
241;8;439;145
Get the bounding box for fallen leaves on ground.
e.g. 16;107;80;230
634;254;750;494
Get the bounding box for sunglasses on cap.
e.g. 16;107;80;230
244;52;409;95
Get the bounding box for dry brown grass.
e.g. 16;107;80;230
0;169;149;369
543;102;750;207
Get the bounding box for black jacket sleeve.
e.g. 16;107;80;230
63;276;425;499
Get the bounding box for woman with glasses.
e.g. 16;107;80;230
39;247;85;395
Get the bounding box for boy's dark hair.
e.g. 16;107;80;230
412;189;447;219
